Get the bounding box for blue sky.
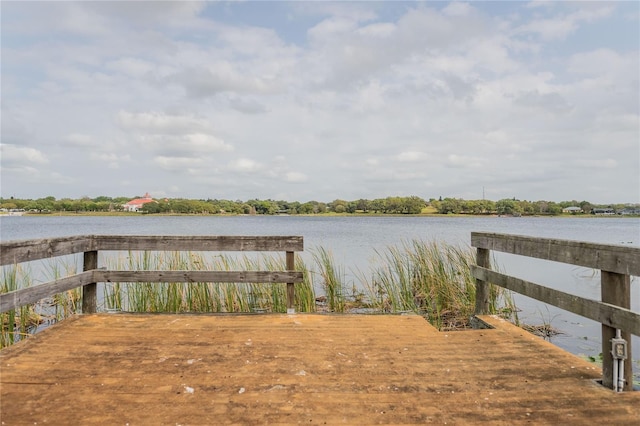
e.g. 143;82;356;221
1;1;638;203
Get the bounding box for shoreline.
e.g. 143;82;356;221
2;212;637;219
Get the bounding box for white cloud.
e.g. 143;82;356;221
516;4;614;41
447;154;485;169
117;111;209;134
228;158;263;173
355;22;396;38
65;133;96;147
574;158;618;169
106;57;155;77
1;2;637;202
1;144;49;165
396;151;428;162
285;172;308;183
154;156;205;172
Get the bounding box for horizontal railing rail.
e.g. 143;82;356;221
0;235;304;315
471;266;639;335
471;232;639;391
1;235;304;266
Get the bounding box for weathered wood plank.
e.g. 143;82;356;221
474;248;491;315
0;236;94;266
470;265;640;336
286;251;296;313
93;235;304;252
1;235;304;266
94;270;304;283
82;251;98;314
601;271;633;391
0;271;95;313
471;232;640;276
2;314;639;424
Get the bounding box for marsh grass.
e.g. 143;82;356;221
103;251;316;314
361;240;516;329
2;240;517;348
1;265;41;347
311;247;346;312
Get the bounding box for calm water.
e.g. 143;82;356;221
1;214;639;372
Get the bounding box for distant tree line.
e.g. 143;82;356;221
431;198;640;216
0;195;637;216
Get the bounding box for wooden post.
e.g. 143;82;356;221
601;270;632;391
82;251;98;314
286;251;295;314
474;248;491;315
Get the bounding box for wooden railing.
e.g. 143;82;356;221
471;232;639;391
0;235;304;314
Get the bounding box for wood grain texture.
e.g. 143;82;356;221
93;270;304;283
1;235;303;266
471;232;640;276
471;265;639;336
93;235;304;252
1;314;638;424
0;271;95;313
0;236;94;266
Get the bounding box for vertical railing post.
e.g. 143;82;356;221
286;251;295;314
82;250;98;314
601;270;632;391
474;248;491;315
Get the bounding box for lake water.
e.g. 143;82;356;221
1;214;639;376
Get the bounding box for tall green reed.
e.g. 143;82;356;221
2;240;517;349
1;265;42;348
46;258;81;320
311;247;346;312
103;251;316;314
361;239;515;329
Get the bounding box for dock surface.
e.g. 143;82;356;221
1;313;638;424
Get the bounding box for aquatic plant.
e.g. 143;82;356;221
360;239;516;329
102;251;316;314
0;265;40;347
311;247;346;312
2;240;516;348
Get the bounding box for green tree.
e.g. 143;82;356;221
496;199;522;216
402;196;425;214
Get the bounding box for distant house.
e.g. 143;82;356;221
592;208;615;215
123;193;156;212
562;206;583;214
618;208;640;216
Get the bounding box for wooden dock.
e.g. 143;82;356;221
1;313;638;425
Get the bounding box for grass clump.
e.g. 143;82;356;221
1;265;40;347
2;240;517;348
103;251;316;314
361;239;516;329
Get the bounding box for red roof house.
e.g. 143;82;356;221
123;192;156;212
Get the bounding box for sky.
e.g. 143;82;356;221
1;1;639;204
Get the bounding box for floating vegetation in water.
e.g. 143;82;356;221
522;323;563;339
521;307;563;340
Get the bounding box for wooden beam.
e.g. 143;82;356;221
93;235;304;252
470;266;640;336
93;270;304;284
471;232;640;276
601;271;632;391
82;251;98;314
474;248;491;315
286;251;296;314
0;236;94;266
0;271;95;313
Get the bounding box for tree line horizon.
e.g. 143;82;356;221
1;195;638;216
